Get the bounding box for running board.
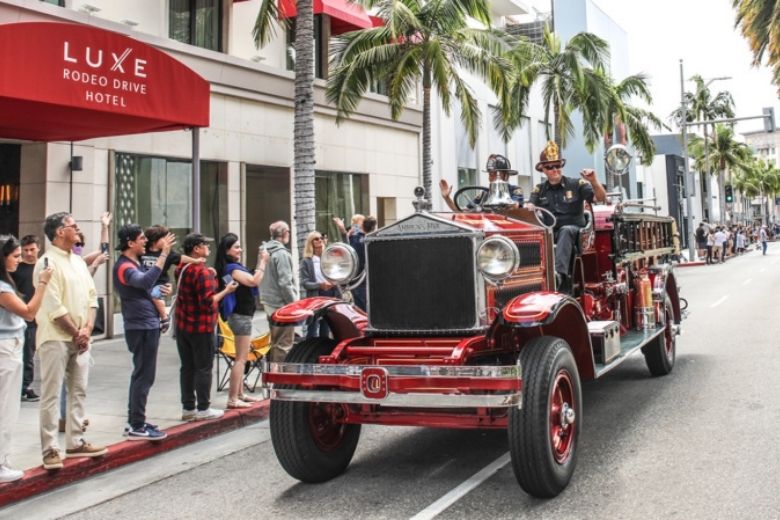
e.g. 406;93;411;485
594;327;665;378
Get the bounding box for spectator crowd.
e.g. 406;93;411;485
0;208;376;483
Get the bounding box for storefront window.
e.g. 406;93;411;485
315;171;369;241
114;153;227;261
169;0;222;52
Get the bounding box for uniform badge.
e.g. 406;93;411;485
565;190;573;201
532;186;541;194
513;188;523;196
578;179;587;185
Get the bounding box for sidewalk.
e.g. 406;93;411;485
1;312;273;506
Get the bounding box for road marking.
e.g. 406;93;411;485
710;295;728;308
742;278;752;286
410;452;510;520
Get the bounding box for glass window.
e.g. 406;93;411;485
40;0;64;5
169;0;222;52
286;16;324;79
315;171;369;241
457;167;477;189
114;153;227;263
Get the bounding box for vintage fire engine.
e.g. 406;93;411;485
263;146;685;498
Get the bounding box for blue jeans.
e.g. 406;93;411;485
762;241;768;255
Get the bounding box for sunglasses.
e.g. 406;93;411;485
542;163;562;171
61;223;79;231
313;237;323;242
74;242;84;248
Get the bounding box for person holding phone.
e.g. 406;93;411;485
215;233;269;409
0;235;53;482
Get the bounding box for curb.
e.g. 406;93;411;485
0;401;270;508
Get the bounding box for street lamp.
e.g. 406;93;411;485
679;60;697;262
678;63;732;261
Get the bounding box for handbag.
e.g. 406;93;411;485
168;263;192;339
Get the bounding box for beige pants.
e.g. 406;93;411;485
0;337;23;467
38;340;90;454
263;305;296;363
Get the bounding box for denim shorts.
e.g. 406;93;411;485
227;313;253;337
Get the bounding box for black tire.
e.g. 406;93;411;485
642;297;676;376
508;336;581;498
270;337;361;483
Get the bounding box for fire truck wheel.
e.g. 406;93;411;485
508;336;581;498
270;337;362;483
642;297;676;376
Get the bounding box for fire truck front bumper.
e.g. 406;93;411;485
263;363;523;408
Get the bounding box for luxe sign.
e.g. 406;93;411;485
62;41;148;107
0;21;209;141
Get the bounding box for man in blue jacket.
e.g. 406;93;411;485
113;224;175;441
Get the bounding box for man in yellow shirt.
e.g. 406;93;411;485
34;212;107;470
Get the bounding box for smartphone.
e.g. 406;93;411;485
100;242;109;254
222;274;233;286
44;257;49;269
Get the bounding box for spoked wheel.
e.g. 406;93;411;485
270;337;361;483
509;336;581;498
454;186;489;211
642;297;676;376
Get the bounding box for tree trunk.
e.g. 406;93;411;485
422;66;432;201
293;0;316;254
718;168;726;223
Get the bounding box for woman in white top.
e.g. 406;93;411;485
0;235;52;482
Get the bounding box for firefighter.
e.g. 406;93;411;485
525;141;606;290
439;154;524;211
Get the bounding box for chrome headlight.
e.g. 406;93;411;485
476;236;520;282
320;243;359;284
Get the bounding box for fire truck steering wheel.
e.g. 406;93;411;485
453;186;489;212
533;206;557;231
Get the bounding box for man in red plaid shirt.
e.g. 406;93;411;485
174;233;237;421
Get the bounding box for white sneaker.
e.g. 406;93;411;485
0;465;24;483
182;409;197;421
194;408;224;421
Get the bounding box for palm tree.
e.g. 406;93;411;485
327;0;509;202
670;75;735;219
751;159;780;224
254;0;316;252
494;27;610;148
732;163;760;223
689;124;749;223
598;71;666;165
733;0;780;95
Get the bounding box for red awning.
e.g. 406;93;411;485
0;22;210;142
279;0;372;35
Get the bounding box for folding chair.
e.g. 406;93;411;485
216;316;271;393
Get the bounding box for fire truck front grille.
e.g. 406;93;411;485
366;236;478;333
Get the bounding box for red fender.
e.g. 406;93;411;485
272;297;341;324
501;291;596;381
502;291;575;326
270;297;367;341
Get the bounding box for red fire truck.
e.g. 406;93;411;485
263;150;684;498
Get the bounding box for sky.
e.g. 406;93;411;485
528;0;779;136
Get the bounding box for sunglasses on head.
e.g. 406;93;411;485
542;163;562;171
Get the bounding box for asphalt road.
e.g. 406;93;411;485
13;247;780;519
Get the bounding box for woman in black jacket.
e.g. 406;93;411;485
300;231;339;338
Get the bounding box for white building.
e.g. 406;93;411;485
0;0;423;334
